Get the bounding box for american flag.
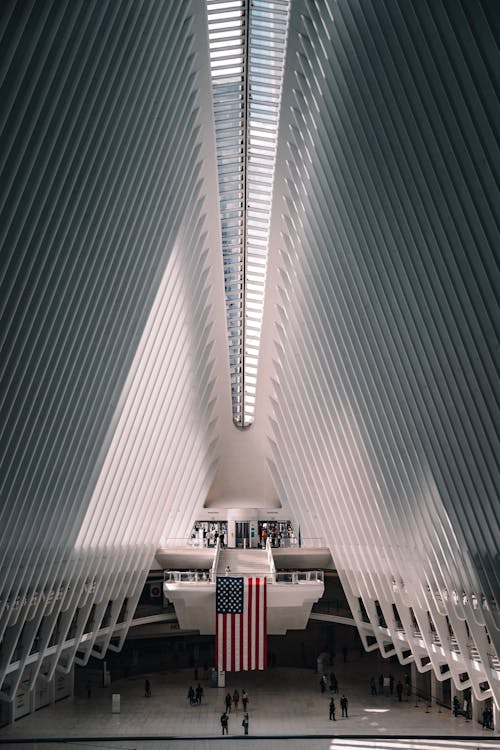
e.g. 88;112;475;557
216;576;267;672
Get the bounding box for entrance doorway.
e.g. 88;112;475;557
235;522;249;548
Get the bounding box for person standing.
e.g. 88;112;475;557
242;712;249;735
396;680;403;702
221;711;229;735
225;692;232;712
329;697;336;720
144;678;151;697
242;689;249;712
233;688;240;711
340;693;348;717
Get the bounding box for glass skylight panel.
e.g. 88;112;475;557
207;0;289;428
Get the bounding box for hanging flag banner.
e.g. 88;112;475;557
216;576;267;672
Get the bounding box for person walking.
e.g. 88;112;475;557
221;711;229;735
396;680;403;702
242;712;249;735
340;693;348;717
233;688;240;712
225;692;232;712
188;685;195;705
144;678;151;697
329;697;336;720
195;683;203;705
242;689;249;711
370;677;377;695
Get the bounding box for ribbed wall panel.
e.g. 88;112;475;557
0;0;498;710
265;0;499;702
0;0;225;699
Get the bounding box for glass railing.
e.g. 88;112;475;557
274;570;324;584
163;570;324;585
164;570;213;583
160;537;214;548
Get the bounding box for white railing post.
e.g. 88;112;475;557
210;537;221;582
266;538;276;582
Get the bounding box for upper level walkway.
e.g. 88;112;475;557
162;542;324;635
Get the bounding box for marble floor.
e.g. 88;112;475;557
0;655;498;750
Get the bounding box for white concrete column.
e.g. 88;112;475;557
227;519;236;548
450;679;459;716
410;662;418;703
49;672;56;704
470;691;480;725
249;521;258;548
430;671;443;708
493;702;499;735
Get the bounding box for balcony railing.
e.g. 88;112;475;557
164;571;213;584
164;569;324;585
272;570;324;584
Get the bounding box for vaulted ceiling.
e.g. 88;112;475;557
0;0;498;706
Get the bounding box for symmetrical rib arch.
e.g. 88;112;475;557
263;0;499;703
0;0;498;713
0;0;226;700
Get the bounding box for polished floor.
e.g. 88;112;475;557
0;654;498;750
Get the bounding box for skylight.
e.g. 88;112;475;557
207;0;290;429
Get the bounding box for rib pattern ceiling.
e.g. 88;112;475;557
0;0;225;699
0;0;498;710
265;0;499;702
207;0;290;428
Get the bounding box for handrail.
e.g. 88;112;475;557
210;537;221;582
266;538;276;582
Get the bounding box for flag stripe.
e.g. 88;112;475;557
263;574;267;668
255;579;260;669
223;613;227;671
231;613;235;671
247;577;252;670
239;607;244;671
